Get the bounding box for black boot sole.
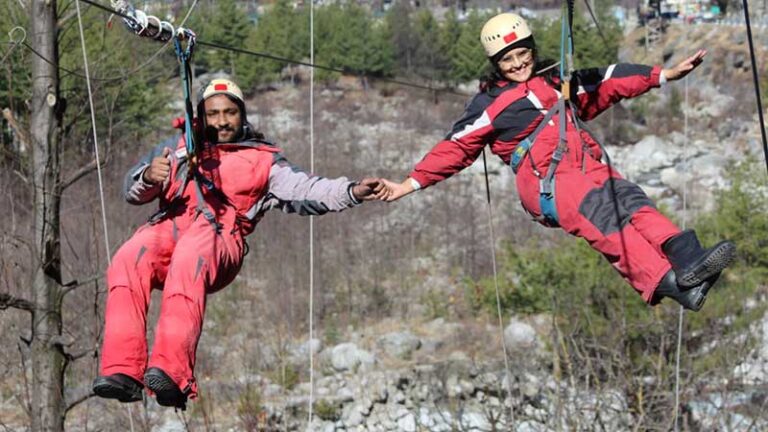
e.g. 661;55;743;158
683;284;707;312
92;375;143;403
145;368;187;410
678;241;736;288
681;273;722;312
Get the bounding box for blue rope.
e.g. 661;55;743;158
559;2;575;81
174;37;196;163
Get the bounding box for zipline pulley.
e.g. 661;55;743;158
110;0;195;43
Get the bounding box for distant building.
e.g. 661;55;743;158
640;0;722;24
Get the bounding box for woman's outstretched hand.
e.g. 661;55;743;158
373;178;416;202
663;49;707;81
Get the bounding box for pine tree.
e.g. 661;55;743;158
364;20;395;78
450;11;489;83
413;9;445;82
238;0;306;88
201;0;253;77
437;8;462;83
385;0;418;76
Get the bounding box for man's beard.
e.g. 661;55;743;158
204;125;241;143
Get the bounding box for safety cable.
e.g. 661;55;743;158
75;0;112;270
74;1;119;431
581;0;608;45
76;0;469;97
741;0;768;174
307;0;316;426
481;149;515;426
673;70;691;432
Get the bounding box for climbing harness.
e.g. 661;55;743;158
110;0;227;232
507;2;578;228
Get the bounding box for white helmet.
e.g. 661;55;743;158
199;78;244;105
480;13;533;58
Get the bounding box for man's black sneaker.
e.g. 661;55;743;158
92;373;143;403
144;367;187;410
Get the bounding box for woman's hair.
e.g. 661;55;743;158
479;49;561;93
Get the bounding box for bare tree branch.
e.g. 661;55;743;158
64;389;95;415
1;108;30;155
65;347;97;362
61;273;103;298
60;157;106;192
0;292;35;312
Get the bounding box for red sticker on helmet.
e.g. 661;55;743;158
503;32;518;44
214;84;228;91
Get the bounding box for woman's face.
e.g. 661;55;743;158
497;47;534;83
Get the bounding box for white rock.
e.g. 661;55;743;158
396;413;416;432
504;318;539;350
461;411;491;430
342;403;366;428
377;331;422;359
328;343;376;373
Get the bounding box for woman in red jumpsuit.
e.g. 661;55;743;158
377;13;735;310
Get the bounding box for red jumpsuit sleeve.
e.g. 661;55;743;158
409;106;496;189
573;64;662;121
409;137;488;189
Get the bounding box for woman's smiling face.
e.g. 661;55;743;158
497;47;534;83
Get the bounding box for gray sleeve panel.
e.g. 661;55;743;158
123;136;179;204
259;153;359;216
578;178;655;236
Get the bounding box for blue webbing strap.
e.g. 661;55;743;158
172;35;222;232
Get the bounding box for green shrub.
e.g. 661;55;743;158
314;399;341;422
236;385;265;431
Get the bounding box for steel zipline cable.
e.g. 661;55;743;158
75;0;469;97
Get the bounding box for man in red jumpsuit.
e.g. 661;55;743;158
376;13;735;311
92;78;380;409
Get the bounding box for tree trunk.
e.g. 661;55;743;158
29;0;65;431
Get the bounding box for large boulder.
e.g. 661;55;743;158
322;343;376;373
377;331;422;359
504;318;539;351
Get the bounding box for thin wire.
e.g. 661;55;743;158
76;0;468;97
307;0;315;427
481;149;514;424
581;0;608;45
741;0;768;174
196;40;468;96
21;1;199;83
673;73;689;432
97;0;200;82
75;2;123;431
74;0;112;269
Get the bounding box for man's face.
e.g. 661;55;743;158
204;94;242;143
